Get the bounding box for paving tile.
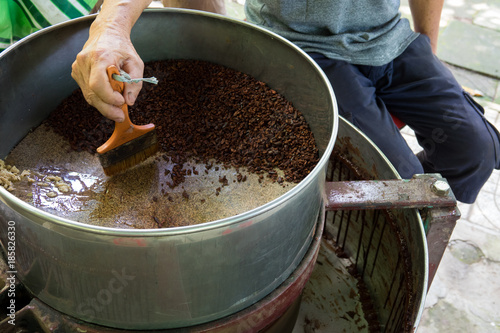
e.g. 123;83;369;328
457;201;473;220
400;0;452;28
483;104;500;125
445;63;499;101
226;0;246;20
438;21;500;78
399;2;413;26
421;300;479;333
442;0;489;21
484;102;500;124
401;126;421;153
451;216;500;261
482;98;500;107
474;7;500;31
149;1;163;8
467;188;500;230
420;231;500;331
478;168;500;193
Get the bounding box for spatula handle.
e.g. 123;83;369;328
96;66;155;154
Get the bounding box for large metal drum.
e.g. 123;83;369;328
0;9;337;330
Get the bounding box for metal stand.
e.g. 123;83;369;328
325;173;461;288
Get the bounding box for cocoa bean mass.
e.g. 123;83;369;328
47;59;319;184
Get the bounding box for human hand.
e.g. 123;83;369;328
71;23;144;122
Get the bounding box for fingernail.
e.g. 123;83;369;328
114;112;124;122
128;92;136;105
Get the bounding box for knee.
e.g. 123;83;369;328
446;128;497;203
418;120;498;203
460;124;498;171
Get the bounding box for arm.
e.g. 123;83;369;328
71;0;152;122
163;0;226;14
408;0;444;54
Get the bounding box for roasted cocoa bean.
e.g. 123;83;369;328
46;59;319;184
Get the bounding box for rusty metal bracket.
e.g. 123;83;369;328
324;173;461;288
325;174;457;210
420;205;461;287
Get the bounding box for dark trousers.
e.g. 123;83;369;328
309;34;500;203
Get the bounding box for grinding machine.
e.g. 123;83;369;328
0;10;460;332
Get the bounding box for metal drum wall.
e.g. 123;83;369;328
294;117;428;332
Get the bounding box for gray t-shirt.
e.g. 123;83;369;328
245;0;419;66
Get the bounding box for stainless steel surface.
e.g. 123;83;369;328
0;211;324;332
294;118;428;332
0;9;338;329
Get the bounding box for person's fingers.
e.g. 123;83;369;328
121;58;144;106
123;82;143;106
92;99;126;123
71;33;145;120
88;63;125;106
72;59;126;122
79;84;125;123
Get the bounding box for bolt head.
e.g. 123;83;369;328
432;180;450;196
